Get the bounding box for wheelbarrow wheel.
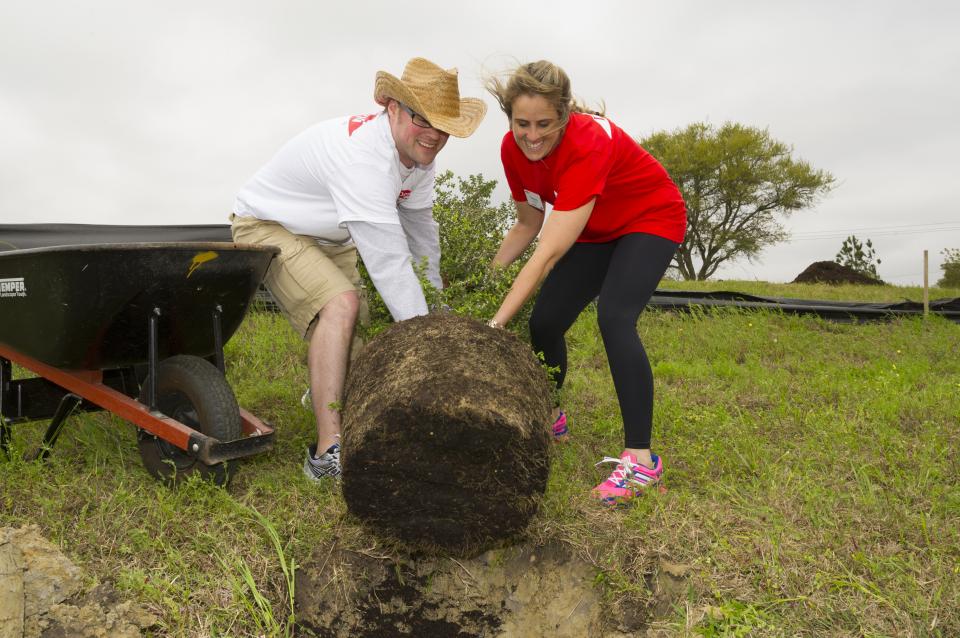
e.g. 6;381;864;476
137;355;241;487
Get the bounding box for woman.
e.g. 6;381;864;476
485;61;686;505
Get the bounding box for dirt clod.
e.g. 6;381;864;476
0;525;157;638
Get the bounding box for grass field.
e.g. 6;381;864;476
1;280;958;636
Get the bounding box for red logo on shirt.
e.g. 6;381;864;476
398;189;412;200
348;113;377;136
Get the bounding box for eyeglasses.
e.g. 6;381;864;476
398;103;433;129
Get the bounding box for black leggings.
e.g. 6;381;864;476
529;232;678;449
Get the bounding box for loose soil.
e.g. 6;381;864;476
295;540;690;637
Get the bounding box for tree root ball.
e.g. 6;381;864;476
341;313;553;555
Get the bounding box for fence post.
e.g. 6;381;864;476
923;250;929;319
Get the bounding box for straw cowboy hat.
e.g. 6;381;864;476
374;57;486;138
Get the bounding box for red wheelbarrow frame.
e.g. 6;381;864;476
0;342;274;465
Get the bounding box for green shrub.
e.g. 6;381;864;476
937;248;960;287
359;171;536;339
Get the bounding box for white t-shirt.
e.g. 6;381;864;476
232;112;441;321
233;112;435;243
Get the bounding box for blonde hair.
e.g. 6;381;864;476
485;60;604;128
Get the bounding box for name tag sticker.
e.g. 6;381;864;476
524;190;544;211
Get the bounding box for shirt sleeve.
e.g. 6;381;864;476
329;163;401;225
344;220;428;321
397;205;442;290
553;149;613;212
553;124;614;215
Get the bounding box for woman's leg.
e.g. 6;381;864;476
595;233;678;464
529;242;613;393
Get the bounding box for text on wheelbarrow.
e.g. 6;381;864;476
0;277;27;298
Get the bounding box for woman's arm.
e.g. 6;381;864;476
489;198;595;327
491;201;545;268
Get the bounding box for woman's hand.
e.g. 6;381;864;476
489;198;595;327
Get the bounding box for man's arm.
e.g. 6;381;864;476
344;220;428;322
397;205;442;290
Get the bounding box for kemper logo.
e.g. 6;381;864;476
0;277;27;298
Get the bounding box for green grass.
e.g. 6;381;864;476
2;280;958;636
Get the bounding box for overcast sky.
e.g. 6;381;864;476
2;1;958;285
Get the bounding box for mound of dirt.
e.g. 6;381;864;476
341;313;553;555
793;261;884;285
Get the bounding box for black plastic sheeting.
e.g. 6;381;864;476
3;224;958;323
649;290;960;324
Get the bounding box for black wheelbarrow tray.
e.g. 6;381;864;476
0;242;280;486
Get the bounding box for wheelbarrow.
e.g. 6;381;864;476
0;242;279;486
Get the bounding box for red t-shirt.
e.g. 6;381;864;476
501;113;686;243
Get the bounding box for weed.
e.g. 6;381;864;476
220;505;297;638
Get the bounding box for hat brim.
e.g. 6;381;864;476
375;71;486;138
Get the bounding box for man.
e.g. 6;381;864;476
231;58;486;481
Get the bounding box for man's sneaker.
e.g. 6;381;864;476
591;451;662;506
552;411;569;442
303;441;341;482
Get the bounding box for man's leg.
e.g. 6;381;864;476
307;289;360;454
231;215;358;478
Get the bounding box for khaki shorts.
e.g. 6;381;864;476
231;214;367;339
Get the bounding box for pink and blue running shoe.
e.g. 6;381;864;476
552;411;569;442
591;451;663;505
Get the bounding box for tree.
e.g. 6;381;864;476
835;235;882;279
641;122;835;280
938;248;960;287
